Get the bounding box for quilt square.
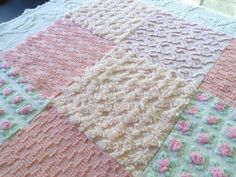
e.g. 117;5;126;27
0;60;48;144
66;0;155;44
0;106;131;177
143;89;236;177
0;19;114;98
121;10;231;85
201;39;236;107
54;48;194;176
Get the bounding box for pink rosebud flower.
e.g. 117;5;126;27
178;121;191;134
226;127;236;139
187;106;199;115
215;102;225;112
19;105;33;115
198;133;211;144
158;159;171;173
207;116;218;125
191;152;205;165
28;85;35;92
169;139;182;152
211;167;228;177
197;93;208;102
8;71;18;77
2;88;13;96
219;143;233;157
181;172;193;177
2;63;10;69
0;79;5;87
11;96;23;104
0;120;12;129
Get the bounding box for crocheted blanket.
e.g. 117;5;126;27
0;0;235;176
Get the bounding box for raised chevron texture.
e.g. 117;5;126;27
0;0;93;52
0;106;132;177
0;60;48;144
121;10;231;86
54;48;194;176
66;0;155;44
140;0;236;38
0;19;113;98
143;90;236;177
201;39;236;108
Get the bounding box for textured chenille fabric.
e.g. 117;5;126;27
54;48;194;176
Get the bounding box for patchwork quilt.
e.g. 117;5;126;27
0;0;235;176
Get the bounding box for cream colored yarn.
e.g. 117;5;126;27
66;0;155;44
54;48;194;176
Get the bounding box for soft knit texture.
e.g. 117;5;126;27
121;10;231;86
201;39;236;108
141;0;236;38
0;0;92;52
143;90;236;177
66;0;156;44
54;48;194;176
0;106;131;177
0;19;113;98
0;60;48;144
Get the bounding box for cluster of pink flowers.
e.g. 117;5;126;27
0;120;12;130
11;96;23;104
158;159;171;173
191;152;205;165
19;105;33;115
226;127;236;139
2;88;13;96
198;133;211;144
211;167;228;177
178;121;191;134
207;116;218;125
169;138;182;152
219;143;234;157
196;93;208;102
215;102;226;112
187;106;199;115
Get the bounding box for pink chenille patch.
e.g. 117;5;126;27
0;19;114;98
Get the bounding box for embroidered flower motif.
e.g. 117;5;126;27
196;93;208;102
27;85;35;92
187;106;199;115
226;127;236;139
11;96;23;104
191;152;205;165
0;79;5;87
207;116;218;125
219;143;234;157
215;102;226;112
2;88;13;96
169;138;182;152
178;121;191;134
210;167;228;177
198;133;211;144
19;105;33;115
181;172;193;177
0;120;12;129
158;159;171;173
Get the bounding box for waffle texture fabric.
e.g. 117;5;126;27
121;10;231;86
66;0;155;44
0;60;48;144
141;0;236;38
0;0;92;52
54;48;194;176
0;106;132;177
0;19;113;98
144;89;236;177
201;39;236;108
